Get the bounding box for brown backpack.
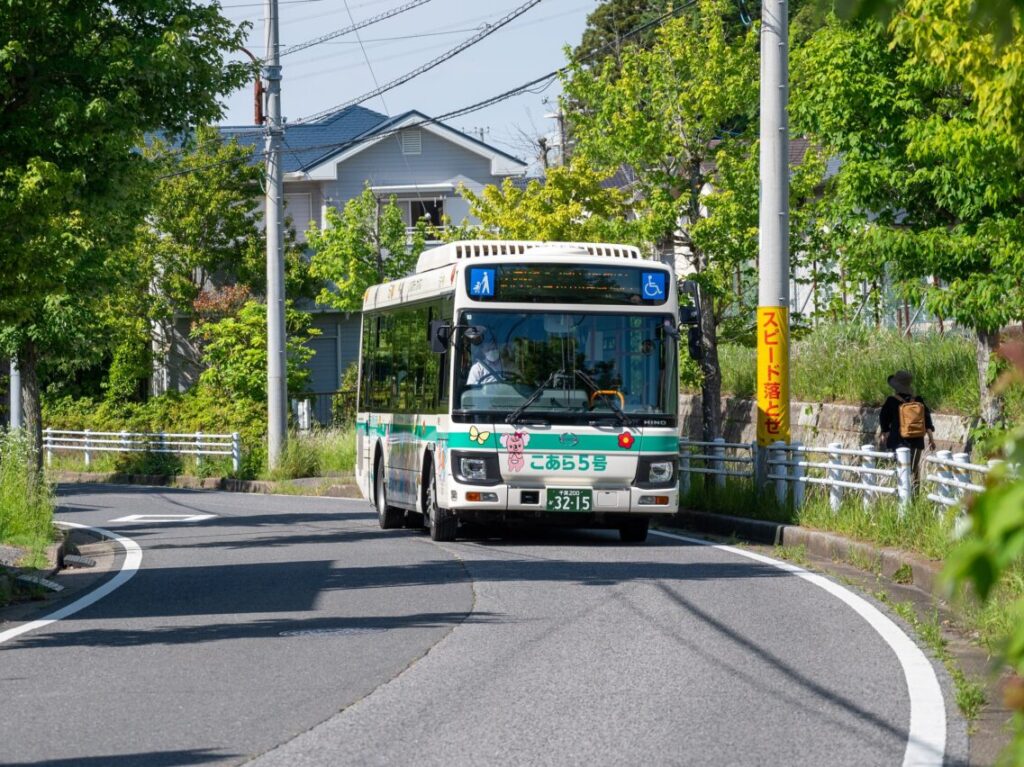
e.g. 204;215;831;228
898;396;927;439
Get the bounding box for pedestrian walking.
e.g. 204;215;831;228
879;370;936;489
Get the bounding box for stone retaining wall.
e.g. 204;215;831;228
679;394;975;451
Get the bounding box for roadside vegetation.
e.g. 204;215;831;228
0;430;56;570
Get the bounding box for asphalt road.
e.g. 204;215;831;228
0;485;966;766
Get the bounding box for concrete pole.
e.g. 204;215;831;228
756;0;790;459
9;358;22;429
264;0;288;468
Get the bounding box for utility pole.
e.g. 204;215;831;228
264;0;287;468
9;359;22;429
756;0;790;461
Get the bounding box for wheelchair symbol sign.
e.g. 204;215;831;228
469;267;496;298
641;271;666;300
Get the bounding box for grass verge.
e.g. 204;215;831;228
878;593;988;721
1;430;57;572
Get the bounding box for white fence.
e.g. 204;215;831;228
43;428;241;473
678;438;996;514
924;450;996;508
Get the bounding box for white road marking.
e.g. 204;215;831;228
109;513;215;523
0;522;142;646
650;528;947;767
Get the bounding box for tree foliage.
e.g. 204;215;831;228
563;0;761;439
791;13;1024;425
307;187;427;313
458;162;642;244
0;0;250;464
193;300;317;403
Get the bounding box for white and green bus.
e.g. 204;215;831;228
355;240;680;543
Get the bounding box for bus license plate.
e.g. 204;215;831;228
546;489;593;512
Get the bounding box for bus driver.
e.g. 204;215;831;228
466;339;516;385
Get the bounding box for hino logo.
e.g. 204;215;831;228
559;432;580;447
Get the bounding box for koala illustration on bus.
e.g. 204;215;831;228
500;431;530;472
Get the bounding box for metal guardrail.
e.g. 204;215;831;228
923;450;996;508
43;428;241;473
766;441;910;512
680;438;913;512
678;438;756;493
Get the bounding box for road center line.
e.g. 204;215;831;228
650;528;946;767
0;522;143;646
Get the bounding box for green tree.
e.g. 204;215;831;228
0;0;250;465
457;161;643;244
193;300;317;404
791;15;1024;427
563;0;759;440
307;187;427;313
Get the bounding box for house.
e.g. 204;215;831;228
152;106;528;411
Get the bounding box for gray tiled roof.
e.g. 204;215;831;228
221;105;388;174
220;106;526;175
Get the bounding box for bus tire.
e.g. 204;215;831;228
618;518;649;543
375;454;403;530
425;462;457;542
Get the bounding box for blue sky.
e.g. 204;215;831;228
218;0;598;163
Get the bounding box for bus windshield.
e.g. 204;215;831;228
454;310;677;421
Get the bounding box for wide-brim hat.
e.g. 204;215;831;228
887;370;913;392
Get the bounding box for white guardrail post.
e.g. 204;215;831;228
772;440;787;507
827;442;843;512
896;447;913;514
232;432;241;474
792;441;805;509
679;441;691;496
195;430;203;469
861;444;876;510
44;427;52;467
712;437;726;489
952;452;970;504
84;428;91;468
936;450;954;506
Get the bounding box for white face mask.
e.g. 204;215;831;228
485;349;500;363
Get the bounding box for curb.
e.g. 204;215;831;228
669;509;944;596
50;471;362;499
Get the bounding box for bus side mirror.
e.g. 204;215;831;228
429;320;451;354
679;305;699;326
687;326;703;361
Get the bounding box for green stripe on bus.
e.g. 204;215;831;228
447;432;674;451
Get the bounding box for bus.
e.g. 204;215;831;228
355;240;680;543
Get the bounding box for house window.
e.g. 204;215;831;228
411;199;443;227
401;130;422;155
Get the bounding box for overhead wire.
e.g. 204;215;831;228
294;0;545;124
280;0;436;57
159;0;698;179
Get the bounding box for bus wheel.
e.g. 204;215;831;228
425;462;457;542
375;455;402;530
619;518;649;543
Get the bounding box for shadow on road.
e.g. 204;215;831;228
10;611;497;649
4;748;235;766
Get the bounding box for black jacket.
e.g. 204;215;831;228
879;394;934;450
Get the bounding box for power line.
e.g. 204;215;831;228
161;0;697;179
281;0;435;57
294;0;545;124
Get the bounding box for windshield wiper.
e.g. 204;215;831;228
574;369;635;428
506;370;561;425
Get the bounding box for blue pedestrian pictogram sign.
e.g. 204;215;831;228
469;267;496;298
641;271;666;300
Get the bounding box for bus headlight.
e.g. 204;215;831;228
634;455;677;489
452;450;503;486
649;461;674;483
460;458;488;481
